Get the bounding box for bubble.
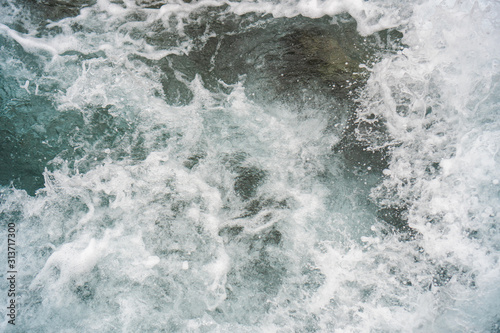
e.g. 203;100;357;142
1;0;498;332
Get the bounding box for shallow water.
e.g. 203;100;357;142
1;0;499;332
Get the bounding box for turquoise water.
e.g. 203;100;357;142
1;0;499;331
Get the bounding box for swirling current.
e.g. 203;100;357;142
0;0;499;332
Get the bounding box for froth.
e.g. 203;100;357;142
0;0;499;331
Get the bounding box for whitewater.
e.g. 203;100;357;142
0;0;499;331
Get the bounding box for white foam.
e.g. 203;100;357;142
0;23;59;57
365;0;500;329
227;0;406;35
1;0;499;330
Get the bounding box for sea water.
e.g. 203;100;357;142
0;0;499;332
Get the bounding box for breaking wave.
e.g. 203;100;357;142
0;0;499;331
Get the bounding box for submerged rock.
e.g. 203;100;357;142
277;26;370;99
167;12;401;107
298;32;364;82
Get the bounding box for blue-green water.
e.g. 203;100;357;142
1;0;499;331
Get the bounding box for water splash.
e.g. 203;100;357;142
0;0;499;331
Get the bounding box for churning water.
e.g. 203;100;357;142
0;0;499;331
